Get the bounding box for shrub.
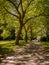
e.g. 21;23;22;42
40;36;46;42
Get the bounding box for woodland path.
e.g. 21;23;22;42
0;40;49;65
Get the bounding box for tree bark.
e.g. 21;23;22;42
15;26;22;45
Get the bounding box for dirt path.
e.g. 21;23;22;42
0;40;49;65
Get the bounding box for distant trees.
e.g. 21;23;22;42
39;0;49;41
24;25;30;42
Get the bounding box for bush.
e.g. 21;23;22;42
40;35;49;42
0;36;3;40
46;35;49;41
40;36;47;42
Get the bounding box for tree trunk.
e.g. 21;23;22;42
25;31;28;42
15;26;22;45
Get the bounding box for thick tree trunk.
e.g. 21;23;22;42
15;26;22;45
25;31;28;42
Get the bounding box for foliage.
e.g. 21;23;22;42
1;29;10;39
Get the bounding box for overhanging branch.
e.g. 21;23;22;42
6;0;21;16
4;7;19;18
23;12;44;25
23;17;33;25
24;0;33;14
22;0;34;19
20;0;23;12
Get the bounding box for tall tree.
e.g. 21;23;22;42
1;0;44;44
2;0;34;44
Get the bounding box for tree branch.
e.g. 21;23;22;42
4;7;19;18
20;0;23;13
24;0;33;14
22;0;34;19
6;0;21;16
23;12;44;25
23;17;33;25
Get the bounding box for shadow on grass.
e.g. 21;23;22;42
0;42;16;56
0;40;29;59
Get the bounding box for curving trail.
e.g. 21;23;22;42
0;40;49;65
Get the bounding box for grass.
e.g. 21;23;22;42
41;42;49;51
0;40;15;44
19;40;29;46
0;40;16;54
0;40;27;55
41;42;49;47
1;40;49;56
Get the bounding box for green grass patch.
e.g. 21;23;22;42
19;40;26;46
0;40;28;55
41;42;49;47
19;40;29;46
0;40;18;54
41;42;49;51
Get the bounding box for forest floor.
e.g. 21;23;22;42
0;40;49;65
